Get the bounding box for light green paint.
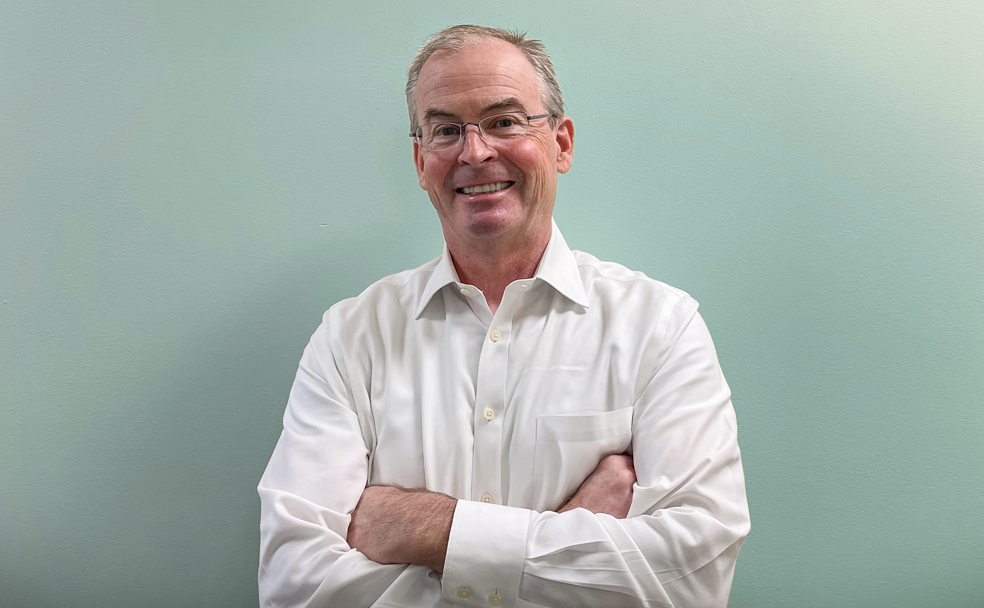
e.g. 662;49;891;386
2;2;982;606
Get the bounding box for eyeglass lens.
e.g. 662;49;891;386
418;112;530;150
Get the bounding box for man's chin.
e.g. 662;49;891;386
463;213;516;239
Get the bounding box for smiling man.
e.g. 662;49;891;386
258;25;749;608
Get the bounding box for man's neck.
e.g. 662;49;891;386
447;225;551;315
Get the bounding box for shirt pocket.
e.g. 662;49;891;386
532;408;633;512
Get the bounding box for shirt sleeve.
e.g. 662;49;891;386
257;318;413;607
440;305;750;608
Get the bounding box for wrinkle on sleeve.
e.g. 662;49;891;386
518;308;750;608
257;319;410;608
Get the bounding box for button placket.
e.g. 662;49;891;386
470;293;518;504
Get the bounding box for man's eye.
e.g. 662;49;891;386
488;116;520;129
433;125;459;138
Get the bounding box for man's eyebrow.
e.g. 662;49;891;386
422;108;458;121
482;98;528;114
421;98;530;122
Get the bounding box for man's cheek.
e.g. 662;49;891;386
528;163;556;205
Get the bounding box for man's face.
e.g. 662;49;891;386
413;39;574;249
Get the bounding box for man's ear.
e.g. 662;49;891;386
413;139;427;189
555;116;574;174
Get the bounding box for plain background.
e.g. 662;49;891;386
2;1;982;607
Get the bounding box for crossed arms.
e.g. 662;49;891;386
347;454;637;574
258;306;749;607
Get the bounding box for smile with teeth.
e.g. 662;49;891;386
457;181;513;195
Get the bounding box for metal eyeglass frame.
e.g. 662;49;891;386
410;112;555;151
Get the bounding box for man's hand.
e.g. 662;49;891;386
558;454;636;518
347;486;457;573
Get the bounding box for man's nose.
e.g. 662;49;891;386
457;124;497;165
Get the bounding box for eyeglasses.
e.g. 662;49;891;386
410;112;555;152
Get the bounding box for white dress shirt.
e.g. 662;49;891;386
258;220;750;608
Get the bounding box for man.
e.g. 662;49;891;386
258;25;749;608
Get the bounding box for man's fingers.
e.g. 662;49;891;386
557;452;637;517
598;453;635;479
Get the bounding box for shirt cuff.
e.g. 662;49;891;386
441;499;531;607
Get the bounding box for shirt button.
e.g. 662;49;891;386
460;287;471;296
489;593;502;605
456;587;472;598
483;408;496;421
480;493;493;503
490;329;501;342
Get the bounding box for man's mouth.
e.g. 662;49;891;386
456;181;513;195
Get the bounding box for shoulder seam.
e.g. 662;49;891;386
575;257;691;298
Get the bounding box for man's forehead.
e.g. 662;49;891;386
416;40;541;116
421;46;533;80
421;96;529;121
426;37;527;69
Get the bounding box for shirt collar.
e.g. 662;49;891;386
414;219;589;319
534;219;590;308
414;242;461;319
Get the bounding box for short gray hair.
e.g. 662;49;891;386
406;25;565;132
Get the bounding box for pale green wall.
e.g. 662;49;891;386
2;1;982;607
